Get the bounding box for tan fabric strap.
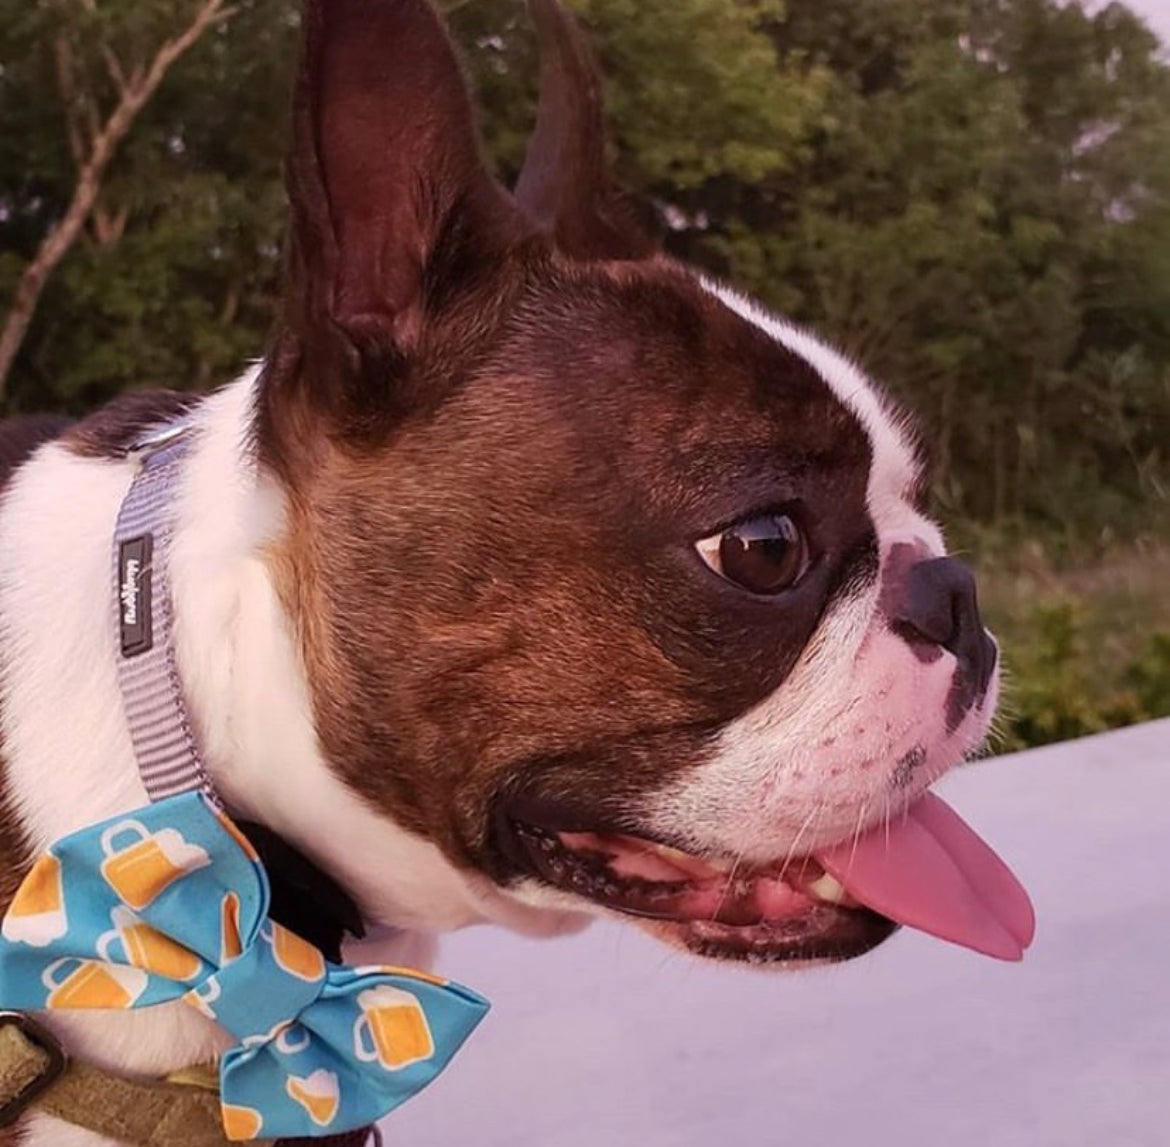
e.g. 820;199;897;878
0;1016;272;1146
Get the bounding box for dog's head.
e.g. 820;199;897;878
257;0;1026;966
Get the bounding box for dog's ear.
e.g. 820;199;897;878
515;0;657;261
277;0;527;423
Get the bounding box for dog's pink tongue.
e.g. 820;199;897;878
816;792;1035;961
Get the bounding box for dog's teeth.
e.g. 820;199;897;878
648;842;696;864
648;841;739;875
805;874;848;904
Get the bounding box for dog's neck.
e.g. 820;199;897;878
163;371;458;931
168;368;581;942
1;366;579;952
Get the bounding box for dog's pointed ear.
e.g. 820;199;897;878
514;0;657;262
281;0;526;403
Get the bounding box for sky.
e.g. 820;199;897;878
383;719;1170;1147
1114;0;1170;41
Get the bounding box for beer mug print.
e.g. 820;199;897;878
275;1025;313;1056
353;985;435;1072
220;1104;264;1141
100;820;210;909
185;977;221;1020
2;852;67;947
269;923;325;983
97;906;202;981
42;957;148;1009
285;1069;340;1127
213;808;260;862
221;892;243;964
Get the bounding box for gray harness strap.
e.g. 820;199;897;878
113;422;217;803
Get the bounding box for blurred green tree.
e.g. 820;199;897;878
0;0;296;409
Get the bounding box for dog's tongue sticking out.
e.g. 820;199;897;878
816;792;1035;961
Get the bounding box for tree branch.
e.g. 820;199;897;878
52;31;89;170
0;0;234;401
102;45;129;97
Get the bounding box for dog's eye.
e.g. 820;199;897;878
695;513;810;595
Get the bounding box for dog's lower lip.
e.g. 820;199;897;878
507;818;895;961
667;915;898;965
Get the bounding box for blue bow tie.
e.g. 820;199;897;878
0;792;488;1140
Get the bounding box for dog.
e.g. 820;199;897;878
0;1;1031;1144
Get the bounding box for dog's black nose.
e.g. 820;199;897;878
897;556;978;652
890;554;998;724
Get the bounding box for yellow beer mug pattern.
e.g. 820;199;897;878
184;978;221;1021
100;820;210;909
213;809;260;863
221;892;243;964
221;1103;264;1141
42;956;148;1009
270;922;325;983
97;906;202;981
2;852;68;947
353;985;435;1071
285;1070;340;1127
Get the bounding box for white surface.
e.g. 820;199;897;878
385;720;1169;1147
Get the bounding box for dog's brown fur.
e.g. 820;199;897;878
64;392;204;460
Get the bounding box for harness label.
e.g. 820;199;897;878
119;534;153;657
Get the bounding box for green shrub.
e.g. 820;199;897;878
996;601;1170;752
1126;632;1170;718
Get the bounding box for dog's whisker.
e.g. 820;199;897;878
777;801;828;884
710;847;749;922
849;799;871;866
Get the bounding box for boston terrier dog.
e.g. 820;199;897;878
0;0;1031;1143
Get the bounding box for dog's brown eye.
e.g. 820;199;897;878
696;513;809;595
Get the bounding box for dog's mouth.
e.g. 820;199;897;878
503;792;1035;966
511;820;895;963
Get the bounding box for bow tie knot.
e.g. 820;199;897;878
0;792;488;1140
186;919;327;1044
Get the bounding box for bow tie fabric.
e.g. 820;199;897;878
0;792;488;1140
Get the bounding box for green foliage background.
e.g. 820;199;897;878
1;0;1168;749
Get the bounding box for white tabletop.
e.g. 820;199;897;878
385;719;1170;1147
